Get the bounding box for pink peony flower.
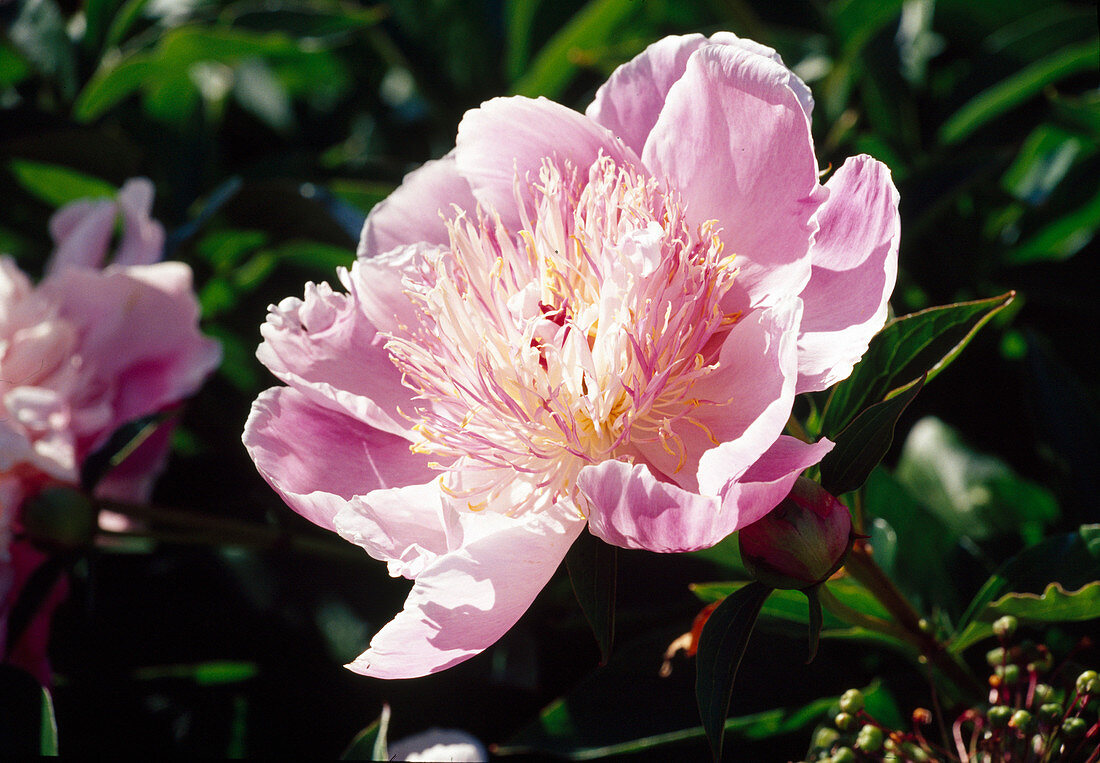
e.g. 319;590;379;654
1;178;221;683
244;32;900;678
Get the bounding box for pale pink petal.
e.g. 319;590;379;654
113;178;166;266
257;265;414;438
586;32;813;157
716;435;834;530
45;199;117;275
345;506;585;678
642;43;825;311
580;435;832;553
580;460;721;552
358;152;477;257
585;34;711;156
634;298;802;495
243;387;436;533
455;96;643;232
797;156;901;392
44;263;220;427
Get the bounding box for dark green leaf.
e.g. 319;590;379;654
940;42;1098;145
131;660;258;685
80;410;177;492
104;0;154;49
695;581;771;761
564;530;617;664
1001;124;1096;204
1005;186;1100;264
821;374;923;495
820;293;1014;437
511;0;641;98
0;41;31;88
0;666;57;757
7;160;117;207
952;525;1100;652
341;704;390;761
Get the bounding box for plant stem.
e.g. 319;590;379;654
95;499;364;562
844;540;986;700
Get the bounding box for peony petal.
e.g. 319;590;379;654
581;435;832;554
345;505;585;678
635;298;802;496
358;152;477;257
455;96;642;232
113;178;166;266
797;156;900;393
257;263;415;438
45;199;117;275
43;263;220;428
585;34;711;156
587;32;813;157
243;387;436;533
642;43;825;311
579;459;721;552
716;435;834;530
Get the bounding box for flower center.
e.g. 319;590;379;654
385;155;739;517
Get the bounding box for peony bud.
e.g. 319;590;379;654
738;477;854;590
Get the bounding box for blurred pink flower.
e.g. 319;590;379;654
244;32;899;678
1;178;221;683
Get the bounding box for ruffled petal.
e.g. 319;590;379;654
42;263;220;429
345;504;585;678
45;199;117;275
586;32;812;157
243;387;436;533
642;43;825;311
579;460;720;552
358;152;477;257
455;96;642;232
113;178;166;266
257;259;415;438
797;156;900;393
716;435;834;530
635;297;802;495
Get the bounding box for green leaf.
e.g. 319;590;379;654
695;581;771;761
80;410;177;492
496;694;837;759
7;160;118;207
940;41;1098;145
131;660;259;685
820;293;1015;437
504;0;545;81
73;55;158;121
1006;186;1100;264
104;0;154;49
952;525;1100;652
511;0;641;98
0;666;58;757
986;581;1100;622
0;41;31;88
564;530;617;664
39;685;58;756
829;0;905;55
341;705;390;761
820;374;924;495
271;240;356;272
1001;124;1095;204
895;417;1059;543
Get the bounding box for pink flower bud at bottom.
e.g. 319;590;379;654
738;477;853;590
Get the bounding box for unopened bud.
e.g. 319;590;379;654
1009;710;1033;731
839;689;864;714
738;477;853;590
855;724;884;752
993;615;1018;639
1076;670;1098;695
988;706;1013;727
1061;716;1087;739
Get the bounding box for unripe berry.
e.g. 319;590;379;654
855;724;884;752
838;689;864;715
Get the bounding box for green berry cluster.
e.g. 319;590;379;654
804;618;1098;762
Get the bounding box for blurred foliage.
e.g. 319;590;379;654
1;0;1098;757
